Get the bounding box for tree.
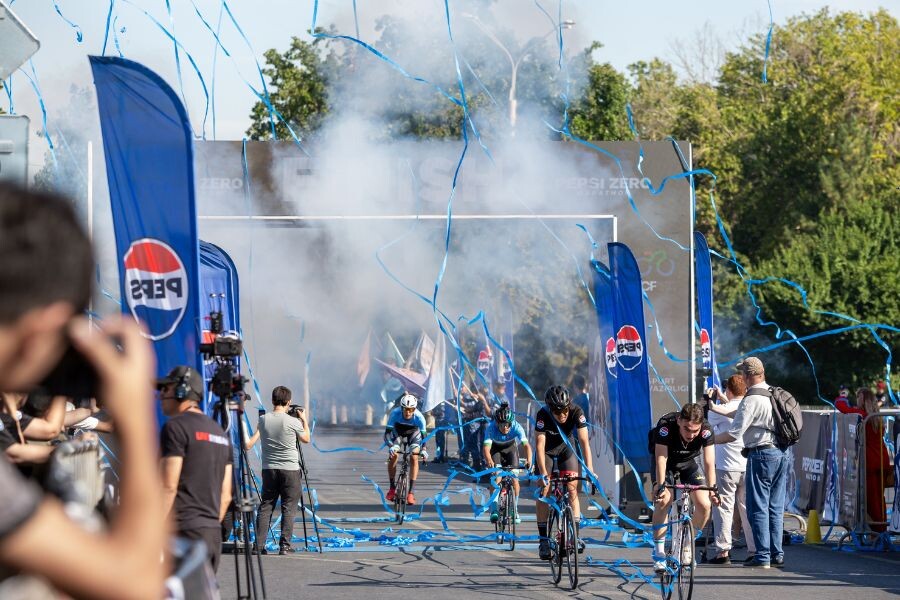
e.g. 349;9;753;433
566;44;632;141
696;10;900;399
246;35;331;141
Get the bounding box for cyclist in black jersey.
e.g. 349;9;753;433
650;403;719;570
534;385;595;560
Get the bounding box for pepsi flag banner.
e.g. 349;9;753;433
694;232;721;390
590;261;618;447
607;243;653;473
91;56;203;383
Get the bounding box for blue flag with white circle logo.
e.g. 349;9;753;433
607;243;653;473
91;57;203;395
694;232;721;390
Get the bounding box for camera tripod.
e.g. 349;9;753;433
218;396;268;600
296;437;324;552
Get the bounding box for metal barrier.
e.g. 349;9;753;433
838;409;900;549
43;438;106;528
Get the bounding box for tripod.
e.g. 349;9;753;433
296;438;324;552
221;397;267;600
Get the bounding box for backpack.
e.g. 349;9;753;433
647;411;679;456
755;386;803;448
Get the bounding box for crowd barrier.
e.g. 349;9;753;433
789;409;899;549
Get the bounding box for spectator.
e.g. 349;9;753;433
244;386;310;554
459;384;491;471
707;374;756;564
714;356;789;569
158;365;233;571
572;374;590;424
0;183;165;599
835;387;892;531
432;400;461;463
834;384;852;412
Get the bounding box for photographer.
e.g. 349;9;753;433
0;183;165;599
159;365;233;572
244;386;309;555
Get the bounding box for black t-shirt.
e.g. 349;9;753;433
535;405;588;455
160;411;232;531
653;418;714;468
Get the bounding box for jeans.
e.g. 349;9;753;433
256;468;303;549
712;469;755;555
460;419;485;470
745;447;789;563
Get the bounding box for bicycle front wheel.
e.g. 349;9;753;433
506;491;516;551
547;510;562;584
395;467;408;525
677;521;695;600
564;508;579;589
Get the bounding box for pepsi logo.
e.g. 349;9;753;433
477;348;493;372
124;239;188;341
702;429;711;439
615;325;644;371
578;414;586;424
700;328;711;363
605;337;618;378
659;426;669;437
536;419;544;429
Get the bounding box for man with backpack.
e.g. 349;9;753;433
713;356;798;569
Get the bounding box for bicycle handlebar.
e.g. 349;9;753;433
662;483;718;492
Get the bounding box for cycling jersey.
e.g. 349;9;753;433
483;421;527;468
385;407;427;449
652;418;714;470
534;405;587;456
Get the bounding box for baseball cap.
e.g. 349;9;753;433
875;380;887;392
156;366;205;402
736;356;764;377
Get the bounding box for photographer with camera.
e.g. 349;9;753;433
244;386;309;554
0;183;165;599
158;365;233;572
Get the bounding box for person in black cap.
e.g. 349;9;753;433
158;365;233;572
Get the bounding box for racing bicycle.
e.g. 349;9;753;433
657;481;718;600
494;466;527;550
392;442;413;525
546;473;594;590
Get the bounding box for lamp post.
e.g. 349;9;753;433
464;14;575;129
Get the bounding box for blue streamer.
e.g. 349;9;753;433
51;0;83;43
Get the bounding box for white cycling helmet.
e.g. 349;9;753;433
399;393;418;409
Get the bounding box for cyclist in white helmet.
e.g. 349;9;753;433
384;392;428;505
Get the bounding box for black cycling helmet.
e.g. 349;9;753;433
544;385;571;411
493;403;514;425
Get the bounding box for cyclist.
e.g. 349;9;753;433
483;403;532;524
650;403;719;571
384;392;428;505
535;385;596;560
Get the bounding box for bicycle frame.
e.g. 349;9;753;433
657;483;717;600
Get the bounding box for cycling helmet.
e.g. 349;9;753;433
544;385;571;411
493;403;514;425
399;393;418;409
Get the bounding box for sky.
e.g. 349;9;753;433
4;0;896;171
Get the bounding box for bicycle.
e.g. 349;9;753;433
545;473;594;590
657;482;718;600
392;442;413;525
494;467;526;551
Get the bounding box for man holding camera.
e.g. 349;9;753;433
244;386;310;554
158;365;233;572
0;183;166;599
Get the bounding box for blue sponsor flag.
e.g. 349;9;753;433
590;260;619;449
91;57;203;393
607;243;653;473
694;232;721;390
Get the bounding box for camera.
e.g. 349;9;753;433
287;404;305;419
199;333;242;358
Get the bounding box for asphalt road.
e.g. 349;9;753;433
218;427;900;599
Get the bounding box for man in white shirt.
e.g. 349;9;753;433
707;374;756;564
714;356;789;569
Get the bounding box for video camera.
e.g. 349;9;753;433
201;310;246;405
287;404;305;419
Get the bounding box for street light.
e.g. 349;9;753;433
464;14;575;129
